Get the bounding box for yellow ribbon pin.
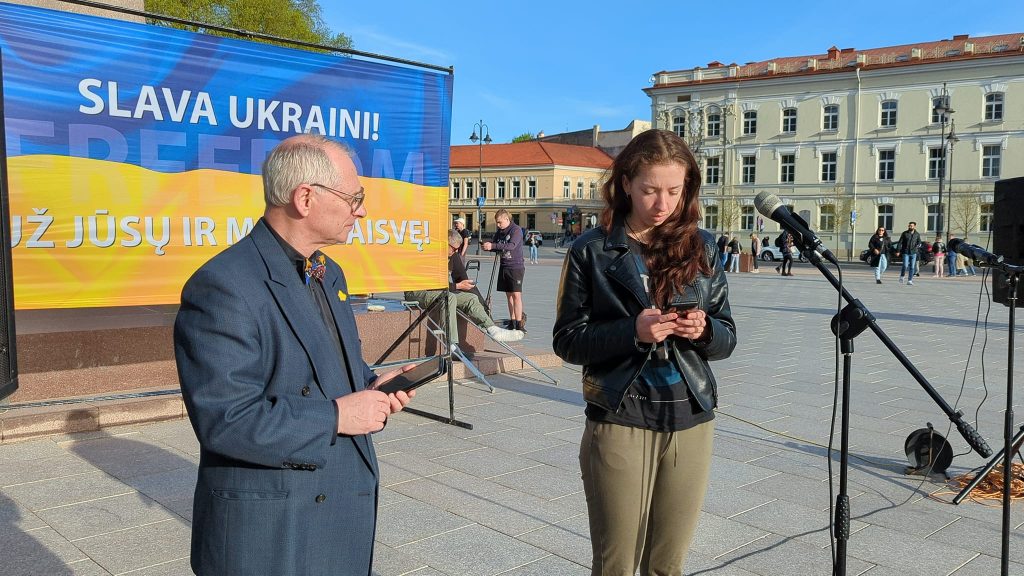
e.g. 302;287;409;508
337;290;347;302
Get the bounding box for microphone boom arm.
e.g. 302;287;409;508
802;250;992;458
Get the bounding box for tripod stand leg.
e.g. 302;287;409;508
953;424;1024;505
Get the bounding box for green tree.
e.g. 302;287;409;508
145;0;352;51
511;132;536;143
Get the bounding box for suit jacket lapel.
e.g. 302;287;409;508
325;265;378;476
251;221;346;399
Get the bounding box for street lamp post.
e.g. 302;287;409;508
933;83;955;239
944;120;959;237
469;120;492;255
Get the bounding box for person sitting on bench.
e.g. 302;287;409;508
405;230;523;343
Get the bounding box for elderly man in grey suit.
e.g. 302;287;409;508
174;134;415;576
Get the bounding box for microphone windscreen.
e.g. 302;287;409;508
754;191;782;217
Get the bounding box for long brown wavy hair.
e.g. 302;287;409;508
599;129;710;308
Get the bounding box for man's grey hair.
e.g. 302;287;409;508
448;229;463;249
262;135;353;207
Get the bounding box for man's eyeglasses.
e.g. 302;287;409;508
312;183;365;211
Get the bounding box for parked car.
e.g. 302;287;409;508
525;230;544;246
759;245;802;262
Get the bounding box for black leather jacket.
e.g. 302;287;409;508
553;220;736;413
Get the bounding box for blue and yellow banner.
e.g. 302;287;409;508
0;2;452;309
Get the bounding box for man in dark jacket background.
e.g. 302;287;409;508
896;221;921;285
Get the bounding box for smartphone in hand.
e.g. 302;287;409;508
375;357;446;395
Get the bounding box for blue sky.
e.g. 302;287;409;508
322;1;1024;146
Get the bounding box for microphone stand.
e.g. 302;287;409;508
796;247;993;576
950;260;1022;576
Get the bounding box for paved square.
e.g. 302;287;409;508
2;247;1022;575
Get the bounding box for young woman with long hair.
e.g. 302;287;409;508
553;129;736;575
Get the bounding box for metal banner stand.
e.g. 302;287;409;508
373;292;472;430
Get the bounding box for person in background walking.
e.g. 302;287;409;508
749;233;760;273
868;226;891;284
945;233;958;277
931;235;946;278
896;221;921;285
776;233;795;276
716;233;729;268
526;231;540;264
454;217;471;262
961;235;977;276
727;234;741;273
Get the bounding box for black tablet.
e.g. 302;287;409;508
375;357;446;394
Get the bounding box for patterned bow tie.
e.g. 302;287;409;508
305;254;326;284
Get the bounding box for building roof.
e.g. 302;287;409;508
450;141;613;170
647;33;1024;91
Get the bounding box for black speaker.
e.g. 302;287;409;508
992;176;1024;307
0;49;18;401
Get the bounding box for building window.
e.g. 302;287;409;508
782;108;797;133
705;157;721;184
465;213;473;231
931;96;950;124
985;93;1004;121
928;147;945;180
706;112;721;137
741;155;756;184
877;204;894;231
497;179;506;199
821;152;837;182
479;180;487;198
465;181;474;198
563;178;570;198
511;213;521;225
880;100;897;127
590;181;597;199
878;149;895;181
980;203;994;232
528;178;536;198
512;179;521;199
575;179;582;199
819;204;836;231
982;144;1001;178
780;154;795;183
703;205;719;230
527;213;536;230
672;115;685;138
743;111;757;135
823;105;839;131
741;206;755;230
451;181;460;199
927;203;943;232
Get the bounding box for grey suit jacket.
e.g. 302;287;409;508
174;219;379;576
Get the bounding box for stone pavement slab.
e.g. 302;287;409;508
0;258;1022;574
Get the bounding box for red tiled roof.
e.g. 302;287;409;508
647;33;1024;90
450;141;613;170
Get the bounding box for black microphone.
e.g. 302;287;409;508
947;238;1004;266
754;191;839;265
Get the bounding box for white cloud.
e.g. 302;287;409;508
350;26;452;64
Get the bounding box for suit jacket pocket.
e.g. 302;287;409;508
212;489;288;501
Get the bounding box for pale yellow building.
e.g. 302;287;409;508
646;33;1024;256
449;141;612;240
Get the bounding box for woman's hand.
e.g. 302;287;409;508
635;308;680;344
672;309;708;341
